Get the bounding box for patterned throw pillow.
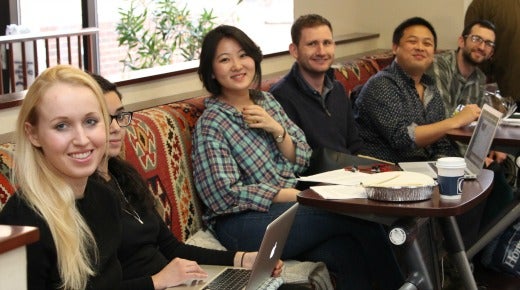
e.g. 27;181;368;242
333;50;395;98
121;102;205;242
333;58;380;97
362;50;395;71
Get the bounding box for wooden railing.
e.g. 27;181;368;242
0;28;98;94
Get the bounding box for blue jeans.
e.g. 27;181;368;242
215;202;403;290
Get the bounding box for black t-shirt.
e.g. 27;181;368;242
0;178;122;290
105;177;235;290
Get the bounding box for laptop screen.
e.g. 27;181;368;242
464;104;502;174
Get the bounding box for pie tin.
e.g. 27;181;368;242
364;183;436;202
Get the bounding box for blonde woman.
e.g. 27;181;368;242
0;65;122;289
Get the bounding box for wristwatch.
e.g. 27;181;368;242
275;128;286;143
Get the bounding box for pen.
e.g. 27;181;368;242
344;164;393;173
357;154;395;165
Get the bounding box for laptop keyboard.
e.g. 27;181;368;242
203;268;251;290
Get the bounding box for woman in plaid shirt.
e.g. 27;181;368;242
192;25;403;290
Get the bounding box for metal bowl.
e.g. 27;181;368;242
364;183;436;202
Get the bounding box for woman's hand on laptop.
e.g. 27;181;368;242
234;252;283;277
272;260;284;277
151;257;208;289
235;251;256;268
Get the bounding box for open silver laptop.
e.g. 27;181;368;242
170;203;299;290
399;104;502;179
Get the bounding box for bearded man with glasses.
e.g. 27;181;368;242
465;0;520;110
427;19;515;245
427;19;496;119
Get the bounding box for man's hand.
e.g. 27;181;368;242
488;150;508;164
452;104;481;128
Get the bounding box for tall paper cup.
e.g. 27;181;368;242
436;157;465;199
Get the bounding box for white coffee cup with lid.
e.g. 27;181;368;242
436;157;465;199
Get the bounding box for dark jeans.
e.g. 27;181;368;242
482;161;515;226
214;202;404;290
456;161;514;248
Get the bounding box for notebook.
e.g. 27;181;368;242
171;203;299;290
501;112;520;127
398;104;502;179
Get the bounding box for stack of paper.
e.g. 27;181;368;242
501;112;520;127
298;169;369;200
297;169;370;186
501;118;520;127
299;170;434;200
309;185;367;199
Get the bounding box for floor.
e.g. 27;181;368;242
473;263;520;290
441;259;520;290
279;263;520;290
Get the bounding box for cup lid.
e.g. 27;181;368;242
436;157;466;168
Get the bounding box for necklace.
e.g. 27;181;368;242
111;175;144;224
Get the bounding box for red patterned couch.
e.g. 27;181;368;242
4;49;516;288
0;50;395;243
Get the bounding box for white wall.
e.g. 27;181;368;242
295;0;468;50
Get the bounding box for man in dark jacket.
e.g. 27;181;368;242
269;14;364;155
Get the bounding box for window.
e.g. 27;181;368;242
10;0;292;79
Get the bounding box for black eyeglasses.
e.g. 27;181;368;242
465;35;495;49
109;111;133;127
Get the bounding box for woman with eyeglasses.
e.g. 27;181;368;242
89;74;282;290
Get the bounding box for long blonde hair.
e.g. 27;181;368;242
14;65;110;290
